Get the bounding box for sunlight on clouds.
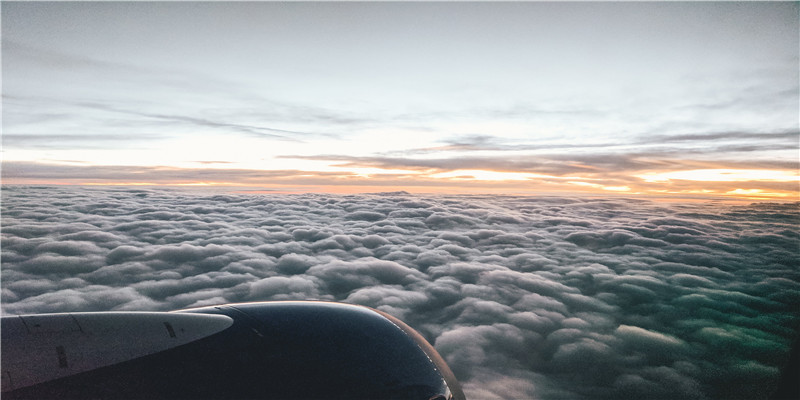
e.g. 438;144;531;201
340;167;425;178
603;186;632;192
2;136;264;169
429;170;541;181
82;182;158;186
637;169;800;183
727;189;765;195
725;189;797;199
4;135;347;173
567;181;632;192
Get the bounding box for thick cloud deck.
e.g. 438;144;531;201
2;186;798;399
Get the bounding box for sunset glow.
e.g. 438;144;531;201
638;169;800;183
429;170;541;182
2;2;797;201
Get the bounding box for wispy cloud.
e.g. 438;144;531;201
4;40;151;77
400;130;799;155
4;42;358;142
1;134;169;150
0;162;337;184
282;151;797;177
640;130;799;145
395;135;622;155
73;101;314;141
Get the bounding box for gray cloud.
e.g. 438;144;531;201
642;130;799;145
0;161;347;184
1;133;169;150
73;101;315;141
4;40;366;144
388;129;799;158
281;154;612;175
280;149;799;188
1;186;798;399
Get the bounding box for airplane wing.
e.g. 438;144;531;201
1;301;465;400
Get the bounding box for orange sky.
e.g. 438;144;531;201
3;161;798;202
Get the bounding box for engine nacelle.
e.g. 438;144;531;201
1;301;465;400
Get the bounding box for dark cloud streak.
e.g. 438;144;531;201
281;152;797;177
73;101;310;141
2;134;168;149
397;129;799;156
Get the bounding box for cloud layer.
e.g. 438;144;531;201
2;186;798;399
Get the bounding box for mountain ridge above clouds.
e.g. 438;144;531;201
2;186;798;399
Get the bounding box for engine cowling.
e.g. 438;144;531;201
1;301;465;400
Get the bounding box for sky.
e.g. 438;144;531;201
2;186;799;399
2;2;799;200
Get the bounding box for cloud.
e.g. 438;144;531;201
245;275;322;301
387;129;798;164
281;151;798;182
614;325;689;353
0;161;344;185
4;40;359;146
1;186;798;399
4;156;798;201
1;134;168;149
641;130;799;146
73;101;312;140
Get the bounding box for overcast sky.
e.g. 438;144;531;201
2;2;798;199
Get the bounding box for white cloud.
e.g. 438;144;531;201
1;186;798;399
